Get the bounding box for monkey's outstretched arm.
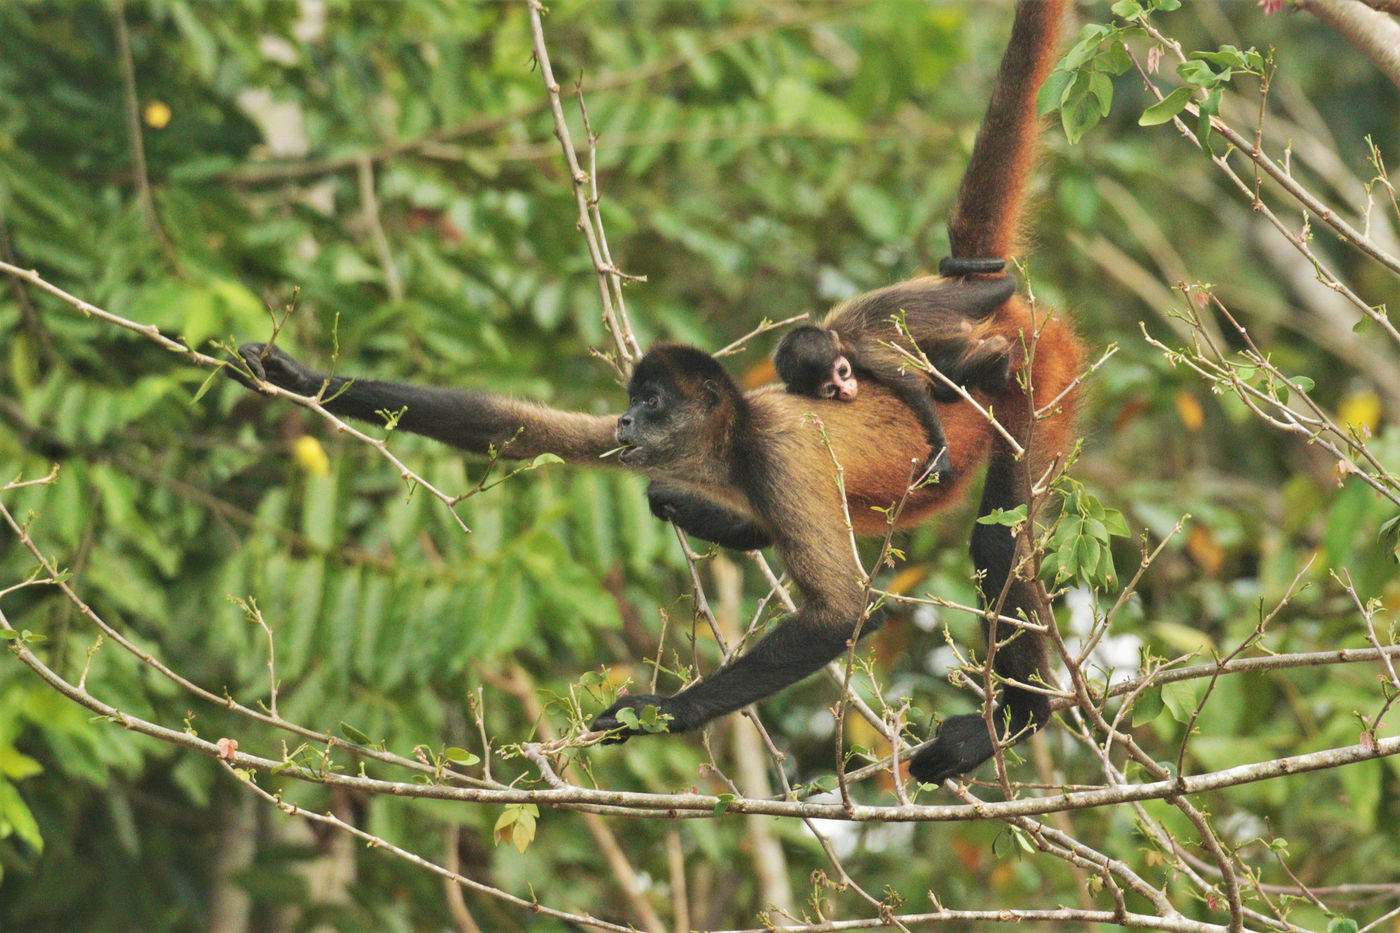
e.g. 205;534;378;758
234;343;619;464
593;599;883;738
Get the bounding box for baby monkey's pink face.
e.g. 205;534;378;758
823;354;858;401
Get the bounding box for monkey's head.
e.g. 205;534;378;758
774;326;858;401
616;344;746;479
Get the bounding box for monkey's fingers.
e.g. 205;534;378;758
225;344;269;391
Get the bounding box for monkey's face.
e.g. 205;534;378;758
617;348;737;479
775;327;858;401
616;377;722;477
615;378;673;466
819;354;858;401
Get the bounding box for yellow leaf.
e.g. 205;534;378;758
292;435;330;476
885;564;930;595
1174;390;1204;432
1185;524;1224;575
1338;388;1381;436
143;100;171;129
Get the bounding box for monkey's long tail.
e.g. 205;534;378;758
945;0;1071;262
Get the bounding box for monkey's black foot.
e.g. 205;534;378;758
590;693;679;744
908;713;996;785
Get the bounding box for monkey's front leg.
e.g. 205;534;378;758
232;343;618;463
646;483;772;551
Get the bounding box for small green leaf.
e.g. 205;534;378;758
1063;25;1110;71
1139;87;1193;126
714;792;735;816
976;505;1027;527
444;747;481;766
1102;508;1131;538
1162;679;1208;723
1088;71;1114;116
1037;70;1074;116
1198;86;1222;118
1193;46;1252;70
1132;688;1165;726
494;804;539;854
339;721;371;745
1176;60;1219;88
1062;79;1105;144
191;365;223;405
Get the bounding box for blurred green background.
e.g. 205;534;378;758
0;1;1397;930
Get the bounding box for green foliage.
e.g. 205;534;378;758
1040;479;1131;589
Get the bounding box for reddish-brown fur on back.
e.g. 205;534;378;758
759;294;1080;534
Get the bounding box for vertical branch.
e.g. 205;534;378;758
664;830;689;933
524;0;642;373
442;825;486;933
356;154;405;303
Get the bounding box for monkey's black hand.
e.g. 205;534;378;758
228;343;322;395
646;483;773;551
921;447;955;485
590;693;679;744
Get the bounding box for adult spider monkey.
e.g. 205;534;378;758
232;0;1079;785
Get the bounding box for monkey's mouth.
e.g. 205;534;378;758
608;443;641;464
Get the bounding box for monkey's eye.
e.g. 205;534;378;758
643;395;661;410
836;363;851;379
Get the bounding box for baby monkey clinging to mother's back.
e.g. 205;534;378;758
774;270;1018;479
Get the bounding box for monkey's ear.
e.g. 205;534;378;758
699;379;723;408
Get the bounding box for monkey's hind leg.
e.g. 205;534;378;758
908;451;1052;785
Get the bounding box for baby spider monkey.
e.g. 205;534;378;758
774;269;1017;480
